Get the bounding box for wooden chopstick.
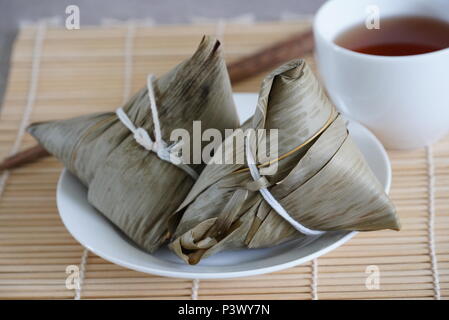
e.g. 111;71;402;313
228;29;314;83
0;145;50;172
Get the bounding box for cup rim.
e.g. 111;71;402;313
314;0;449;61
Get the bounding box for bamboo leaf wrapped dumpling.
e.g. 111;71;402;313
169;59;400;265
27;36;240;253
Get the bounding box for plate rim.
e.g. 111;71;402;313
57;190;358;279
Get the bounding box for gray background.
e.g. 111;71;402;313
0;0;326;107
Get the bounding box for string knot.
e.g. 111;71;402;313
155;141;171;161
133;127;154;151
115;74;198;180
245;132;325;236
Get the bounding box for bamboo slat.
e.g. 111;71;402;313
0;20;447;300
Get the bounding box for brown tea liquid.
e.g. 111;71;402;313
334;16;449;56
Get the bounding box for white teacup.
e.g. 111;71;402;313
314;0;449;149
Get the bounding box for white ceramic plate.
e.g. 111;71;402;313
57;93;391;279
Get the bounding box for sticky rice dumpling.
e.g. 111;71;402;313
27;36;240;253
169;59;400;265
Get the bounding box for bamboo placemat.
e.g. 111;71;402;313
0;20;448;300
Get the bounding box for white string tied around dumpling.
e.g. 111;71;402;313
116;74;199;180
245;133;325;236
